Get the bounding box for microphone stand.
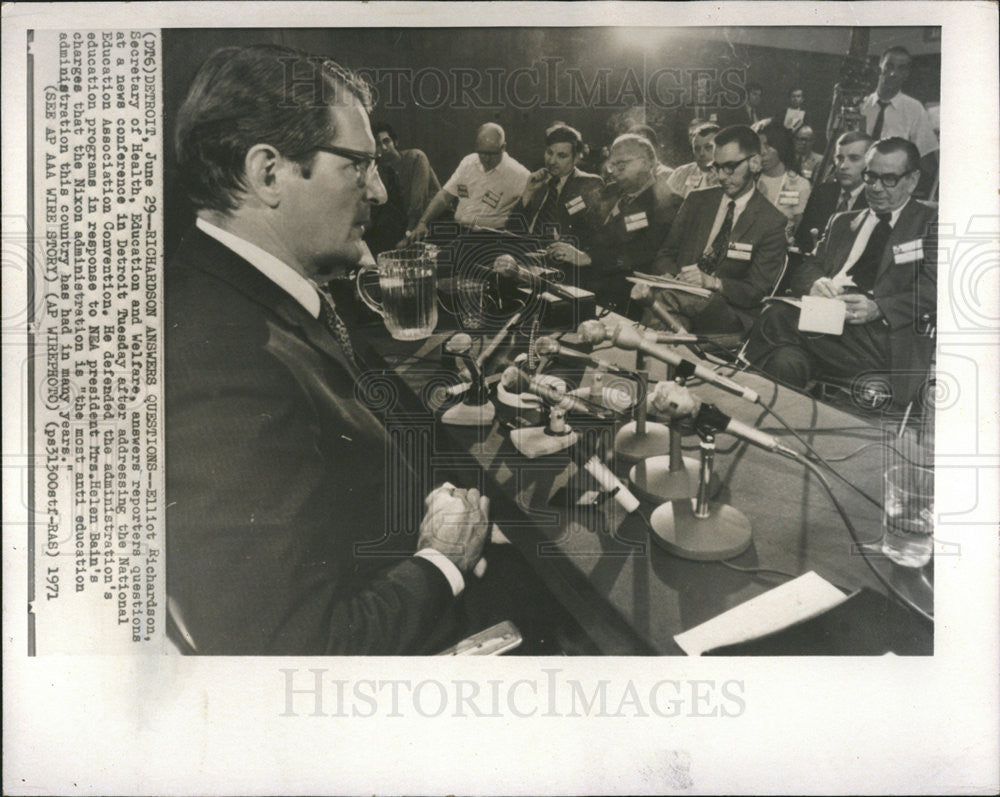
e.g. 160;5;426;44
613;344;672;462
628;359;718;502
647;404;753;560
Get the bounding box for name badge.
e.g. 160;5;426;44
624;211;648;231
727;242;752;261
456;184;469;198
482;189;502;209
565;195;586;215
893;239;924;264
778;191;800;206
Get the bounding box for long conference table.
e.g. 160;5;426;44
365;311;934;656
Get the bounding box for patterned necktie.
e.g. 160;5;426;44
316;287;361;374
532;176;560;234
698;199;736;273
871;100;891;139
846;212;893;293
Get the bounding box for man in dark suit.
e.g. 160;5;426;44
506;123;604;248
166;45;490;654
648;125;788;334
546;133;681;313
793;130;872;259
745;138;937;408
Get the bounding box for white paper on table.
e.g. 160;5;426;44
673;571;851;656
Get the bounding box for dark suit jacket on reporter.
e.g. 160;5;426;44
507;167;604;248
652;186;788;330
794;181;868;255
165;227;452;654
584;180;682;309
791;198;938;402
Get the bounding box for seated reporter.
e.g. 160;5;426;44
648;125;788;335
754;119;812;245
744;138;937;409
506;124;603;246
546;133;681;313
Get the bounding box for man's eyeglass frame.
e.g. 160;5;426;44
312;144;379;186
709;155;751;176
861;168;916;188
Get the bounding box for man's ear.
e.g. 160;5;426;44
243;144;283;208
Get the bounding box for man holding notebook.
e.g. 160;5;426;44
649;125;787;334
743;137;937;409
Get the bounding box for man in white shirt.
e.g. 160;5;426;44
410;123;529;237
859;46;939;193
166;44;490;654
745;138;937;409
666;122;721;198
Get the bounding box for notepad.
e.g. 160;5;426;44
673;571;850;656
798;295;846;335
627;274;712;298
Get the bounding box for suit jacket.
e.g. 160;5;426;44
793;199;938;403
506;167;604;248
165;227;452;654
794;182;868;255
652;186;788;330
584;180;682;309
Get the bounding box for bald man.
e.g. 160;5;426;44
410;123;530;239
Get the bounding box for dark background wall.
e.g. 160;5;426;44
162;27;940;257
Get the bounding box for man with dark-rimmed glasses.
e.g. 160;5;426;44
166;45;492;654
744;137;937;409
648;125;787;334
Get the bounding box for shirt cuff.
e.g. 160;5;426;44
414;548;465;597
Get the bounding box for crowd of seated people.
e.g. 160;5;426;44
361;45;938;408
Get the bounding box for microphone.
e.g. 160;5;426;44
578;320;760;404
493;255;575;300
534;336;624;373
500;366;595;416
648;382;795;456
629;282;689;334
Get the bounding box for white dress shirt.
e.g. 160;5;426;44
703;185;755;255
195;217;466;596
860;91;939;156
831;203;907;289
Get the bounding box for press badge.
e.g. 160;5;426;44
456;184;469;198
778;190;800;206
727;241;752;261
624;211;649;231
565;195;586;215
893;239;924;264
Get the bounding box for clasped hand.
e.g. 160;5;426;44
417;483;490;574
546;241;590;267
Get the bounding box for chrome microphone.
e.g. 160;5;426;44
534;336;625;373
629;281;689;334
578;320;760;404
493;255;574;299
500;366;594;415
648;382;795;456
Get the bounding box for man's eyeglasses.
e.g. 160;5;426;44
313;144;378;186
709;155;751;176
607;156;639;172
861;169;915;188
